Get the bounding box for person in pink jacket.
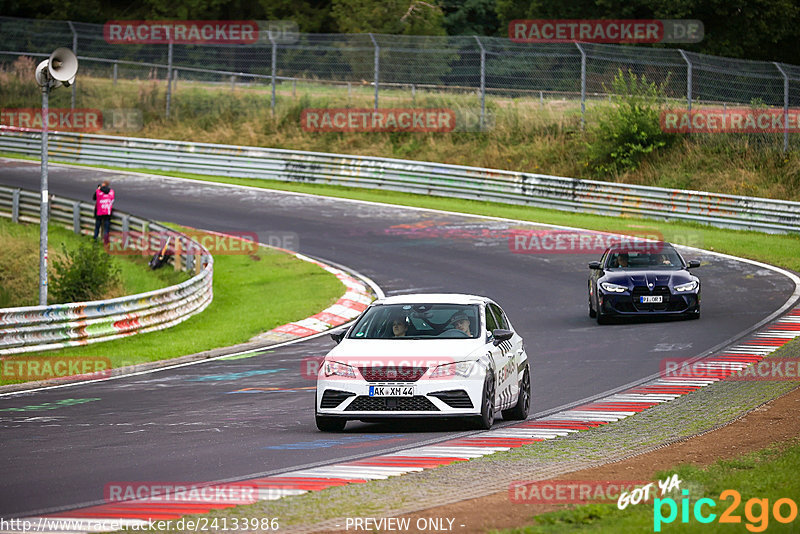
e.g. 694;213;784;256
93;180;115;244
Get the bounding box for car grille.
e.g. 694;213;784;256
320;389;356;408
358;366;428;382
345;396;440;411
429;390;473;409
631;285;670;311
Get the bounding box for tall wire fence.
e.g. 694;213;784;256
1;16;800;149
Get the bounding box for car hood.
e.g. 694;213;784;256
603;269;695;288
326;338;486;366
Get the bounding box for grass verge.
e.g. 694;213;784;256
499;440;800;533
0;223;345;386
0;216;188;307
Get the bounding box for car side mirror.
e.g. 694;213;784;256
492;329;513;345
687;260;701;269
588;261;602;270
330;331;346;344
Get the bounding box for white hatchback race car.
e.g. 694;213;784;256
315;294;531;431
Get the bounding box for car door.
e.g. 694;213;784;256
486;303;516;411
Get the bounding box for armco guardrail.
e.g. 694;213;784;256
0;184;213;355
1;128;799;233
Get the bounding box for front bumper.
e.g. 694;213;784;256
316;374;485;419
599;289;700;316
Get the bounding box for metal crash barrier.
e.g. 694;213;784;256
1;128;798;234
0;184;213;355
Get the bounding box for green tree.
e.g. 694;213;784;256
50;242;121;303
441;0;500;36
331;0;446;35
586;69;676;177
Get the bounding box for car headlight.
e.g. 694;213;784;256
600;282;628;293
675;280;699;292
324;360;357;378
430;361;476;378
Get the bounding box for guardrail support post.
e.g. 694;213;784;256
166;41;173;119
369;33;379;110
67;21;77;110
575;42;586;130
121;214;130;249
12;189;20;223
72;201;81;234
774;62;790;154
113;62;118;86
474;36;486;132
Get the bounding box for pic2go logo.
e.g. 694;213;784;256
653;490;798;532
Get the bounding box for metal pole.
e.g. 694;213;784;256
774;62;790;154
39;84;50;305
269;32;276;115
678;50;692;133
68;21;77;110
575;42;586;130
113;62;118;86
166;41;173;118
369;33;379;110
474;36;486;131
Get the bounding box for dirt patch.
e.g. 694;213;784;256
329;384;800;534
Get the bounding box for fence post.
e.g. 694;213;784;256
474;36;486;131
678;49;692;110
67;21;77;110
774;62;790;154
166;41;173;119
11;189;20;223
269;31;277;115
575;42;586;130
231;75;236;91
72;201;81;234
113;62;118;86
369;33;379;110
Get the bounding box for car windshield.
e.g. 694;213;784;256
348;303;481;339
606;249;683;270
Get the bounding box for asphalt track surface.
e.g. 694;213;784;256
0;160;796;517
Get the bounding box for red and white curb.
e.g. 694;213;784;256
8;307;799;533
251;253;373;344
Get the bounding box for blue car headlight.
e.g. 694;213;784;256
600;282;627;293
675;280;699;292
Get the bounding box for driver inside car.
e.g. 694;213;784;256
449;312;472;336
